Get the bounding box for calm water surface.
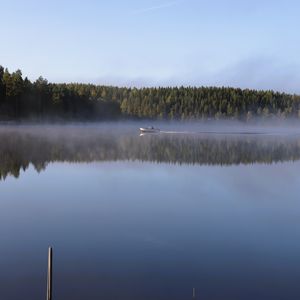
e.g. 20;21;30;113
1;123;300;300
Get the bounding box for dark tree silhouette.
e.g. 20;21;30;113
1;65;300;121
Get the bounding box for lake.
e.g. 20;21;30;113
1;122;300;300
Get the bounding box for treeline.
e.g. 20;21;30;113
1;66;300;120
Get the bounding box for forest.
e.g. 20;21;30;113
1;65;300;120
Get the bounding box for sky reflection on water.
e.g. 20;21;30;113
1;125;300;299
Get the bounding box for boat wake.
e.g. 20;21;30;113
158;130;299;136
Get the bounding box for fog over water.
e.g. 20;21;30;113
1;121;300;180
1;122;300;300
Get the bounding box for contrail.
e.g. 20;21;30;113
132;1;181;15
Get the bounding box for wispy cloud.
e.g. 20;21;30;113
132;1;181;15
212;57;300;94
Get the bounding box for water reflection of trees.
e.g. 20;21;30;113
1;127;300;180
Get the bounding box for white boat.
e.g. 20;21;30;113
140;126;160;133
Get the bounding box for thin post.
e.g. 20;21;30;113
192;287;196;299
47;247;53;300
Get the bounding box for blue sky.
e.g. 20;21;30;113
1;0;300;92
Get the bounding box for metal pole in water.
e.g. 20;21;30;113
46;247;53;300
192;287;196;299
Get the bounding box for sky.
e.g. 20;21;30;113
1;0;300;92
